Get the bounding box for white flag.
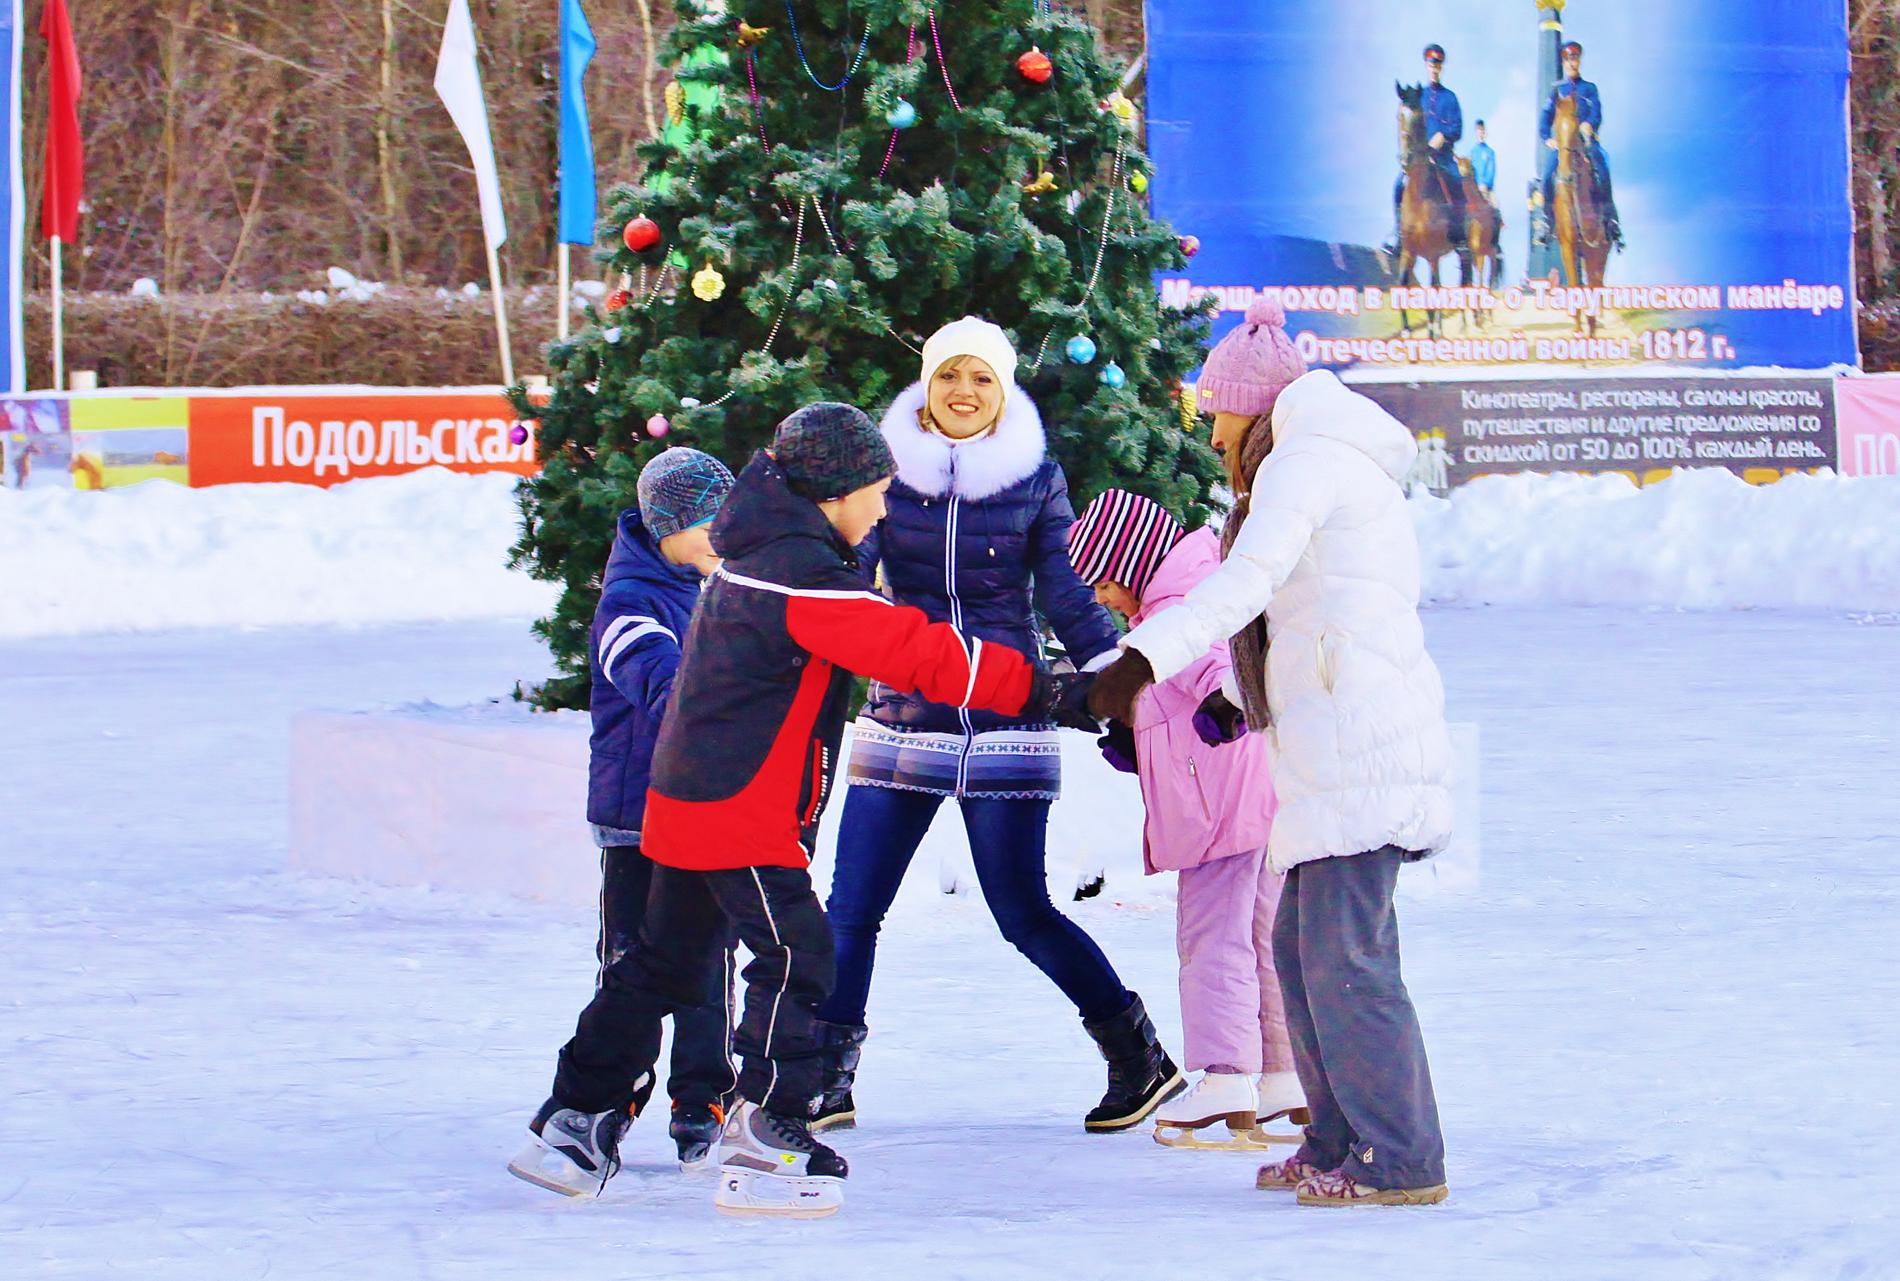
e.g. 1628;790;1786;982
434;0;507;250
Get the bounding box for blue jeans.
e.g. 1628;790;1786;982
818;785;1131;1025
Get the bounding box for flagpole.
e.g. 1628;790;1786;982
484;238;514;386
557;242;570;342
50;236;65;391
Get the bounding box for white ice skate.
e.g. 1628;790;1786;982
1248;1071;1310;1146
507;1095;637;1197
1153;1071;1264;1150
712;1102;847;1219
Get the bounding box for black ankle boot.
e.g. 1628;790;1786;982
1081;993;1185;1132
810;1020;867;1132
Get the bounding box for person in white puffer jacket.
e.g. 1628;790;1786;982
1088;295;1453;1208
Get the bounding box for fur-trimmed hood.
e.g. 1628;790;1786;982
878;380;1047;501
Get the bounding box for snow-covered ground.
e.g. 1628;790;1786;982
5;608;1898;1279
6;467;1900;640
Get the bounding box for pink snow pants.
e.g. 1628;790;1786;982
1175;848;1294;1074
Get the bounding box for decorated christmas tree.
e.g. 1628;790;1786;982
513;0;1221;708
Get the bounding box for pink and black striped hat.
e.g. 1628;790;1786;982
1066;489;1185;601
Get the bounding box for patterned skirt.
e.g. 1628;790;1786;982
844;717;1064;801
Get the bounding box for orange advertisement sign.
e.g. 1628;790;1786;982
187;392;538;488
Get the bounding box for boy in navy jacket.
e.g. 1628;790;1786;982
512;403;1091;1218
568;448;738;1173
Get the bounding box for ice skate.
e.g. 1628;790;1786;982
506;1095;636;1198
1246;1070;1310;1147
1082;993;1187;1132
713;1101;847;1218
670;1100;724;1172
1295;1168;1449;1207
1153;1071;1269;1151
1255;1154;1329;1191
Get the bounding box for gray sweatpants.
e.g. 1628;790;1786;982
1272;845;1446;1190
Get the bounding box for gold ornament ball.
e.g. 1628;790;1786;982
1178;384;1199;434
691;264;727;302
1105;91;1137;124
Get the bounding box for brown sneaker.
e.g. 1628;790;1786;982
1254;1156;1328;1191
1294;1168;1449;1206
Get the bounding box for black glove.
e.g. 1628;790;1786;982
1097;719;1137;773
1191;692;1248;746
1086;649;1155;725
1027;666;1102;732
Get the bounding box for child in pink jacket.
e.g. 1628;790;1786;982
1068;490;1307;1150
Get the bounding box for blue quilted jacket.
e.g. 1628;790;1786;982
859;381;1119;736
586;508;704;834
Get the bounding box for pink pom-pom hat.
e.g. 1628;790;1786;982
1195;292;1308;417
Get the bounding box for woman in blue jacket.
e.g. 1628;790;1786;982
812;318;1183;1133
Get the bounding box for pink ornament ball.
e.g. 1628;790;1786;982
646;414;671;439
1179;235;1201;258
508;424;529;446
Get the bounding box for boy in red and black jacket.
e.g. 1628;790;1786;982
512;403;1087;1217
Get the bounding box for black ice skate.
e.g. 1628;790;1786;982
670;1100;724;1172
1082;993;1186;1132
507;1092;640;1198
713;1101;848;1218
810;1020;867;1133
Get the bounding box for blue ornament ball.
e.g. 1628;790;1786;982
1065;334;1098;364
887;99;918;129
1098;361;1127;389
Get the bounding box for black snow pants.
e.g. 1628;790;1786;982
555;862;835;1119
596;844;737;1110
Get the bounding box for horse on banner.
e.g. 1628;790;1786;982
1458;155;1502;323
1392;82;1471;337
1551;92;1611;328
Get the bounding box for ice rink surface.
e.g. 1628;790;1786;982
4;607;1898;1279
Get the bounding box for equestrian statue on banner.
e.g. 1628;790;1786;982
1386;43;1498;335
1536;39;1624;299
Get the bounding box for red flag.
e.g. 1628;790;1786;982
41;0;84;242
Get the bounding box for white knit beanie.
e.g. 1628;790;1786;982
919;316;1019;419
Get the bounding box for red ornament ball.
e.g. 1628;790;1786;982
1179;235;1202;259
1017;47;1053;84
605;287;633;311
622;217;662;253
509;424;530;446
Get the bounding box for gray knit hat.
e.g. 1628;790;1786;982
770;402;894;501
637;447;736;541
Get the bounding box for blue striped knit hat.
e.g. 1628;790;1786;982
637;447;736;541
1067;489;1185;601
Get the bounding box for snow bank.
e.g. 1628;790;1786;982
0;469;556;638
1415;468;1900;610
5;465;1897;640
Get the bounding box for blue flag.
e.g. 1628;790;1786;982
557;0;597;246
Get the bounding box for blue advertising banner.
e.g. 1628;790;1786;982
1147;0;1856;374
2;0;22;391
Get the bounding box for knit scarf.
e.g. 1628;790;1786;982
1217;418;1276;730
